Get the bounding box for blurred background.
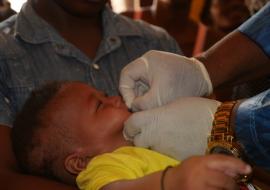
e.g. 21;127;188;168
7;0;26;12
3;0;251;57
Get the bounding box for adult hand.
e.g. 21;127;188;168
123;97;221;160
167;155;252;190
119;50;212;111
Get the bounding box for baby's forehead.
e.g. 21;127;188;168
57;82;97;98
52;83;106;113
43;83;92;124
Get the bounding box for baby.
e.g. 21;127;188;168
11;81;249;190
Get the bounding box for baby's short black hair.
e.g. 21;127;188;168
11;81;71;181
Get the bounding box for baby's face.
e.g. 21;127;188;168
51;82;132;159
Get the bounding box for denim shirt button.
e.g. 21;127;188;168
4;97;10;104
92;63;100;70
109;37;117;43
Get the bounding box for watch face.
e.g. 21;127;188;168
210;146;234;156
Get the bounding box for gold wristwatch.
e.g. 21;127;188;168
206;101;251;183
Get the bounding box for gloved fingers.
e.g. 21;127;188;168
134;80;149;97
123;111;146;140
190;58;213;95
119;57;149;108
120;81;150;109
131;89;160;111
133;133;150;148
123;122;141;141
119;85;136;109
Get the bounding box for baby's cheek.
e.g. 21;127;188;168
111;109;131;122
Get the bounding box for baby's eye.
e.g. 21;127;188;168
96;101;104;111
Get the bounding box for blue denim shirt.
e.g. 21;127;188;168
231;3;270;100
238;2;270;57
236;3;270;170
236;90;270;171
0;1;181;127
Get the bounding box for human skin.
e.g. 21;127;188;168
197;30;270;89
50;82;132;158
32;82;132;184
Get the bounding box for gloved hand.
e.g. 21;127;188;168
123;97;221;160
119;50;212;111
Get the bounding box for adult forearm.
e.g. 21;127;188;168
102;155;250;190
0;125;78;190
197;31;270;88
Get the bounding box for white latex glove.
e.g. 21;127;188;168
123;97;221;160
119;50;212;111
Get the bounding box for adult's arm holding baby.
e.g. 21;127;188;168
103;154;250;190
0;125;77;190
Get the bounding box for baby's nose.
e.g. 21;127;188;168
104;96;123;107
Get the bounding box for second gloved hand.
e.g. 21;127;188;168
123;97;221;160
119;50;212;111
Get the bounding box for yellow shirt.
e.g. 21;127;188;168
76;146;179;190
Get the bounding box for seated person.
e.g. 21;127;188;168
11;81;249;190
0;0;16;22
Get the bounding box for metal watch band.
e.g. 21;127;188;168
209;101;236;142
207;101;251;183
207;101;238;155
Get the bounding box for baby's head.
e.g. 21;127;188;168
11;81;132;185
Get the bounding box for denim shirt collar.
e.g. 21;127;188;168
15;1;143;45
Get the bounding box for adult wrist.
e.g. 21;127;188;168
162;166;180;190
160;166;173;190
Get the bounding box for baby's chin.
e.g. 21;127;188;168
112;136;134;152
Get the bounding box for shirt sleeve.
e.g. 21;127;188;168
235;89;270;170
76;153;145;190
238;2;270;57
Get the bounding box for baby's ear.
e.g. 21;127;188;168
64;153;89;175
